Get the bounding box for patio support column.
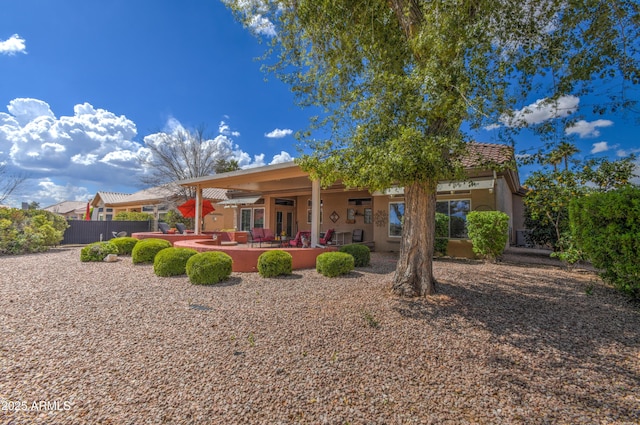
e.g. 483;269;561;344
195;186;202;235
311;179;321;246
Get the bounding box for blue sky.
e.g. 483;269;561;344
1;0;638;208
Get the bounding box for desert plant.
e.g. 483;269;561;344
109;236;139;255
570;185;640;298
154;247;198;277
316;252;354;277
131;238;172;264
339;244;370;267
466;211;510;261
186;251;233;284
80;241;119;262
257;250;292;277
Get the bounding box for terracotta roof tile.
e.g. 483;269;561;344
462;142;514;168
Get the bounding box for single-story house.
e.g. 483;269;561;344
90;184;234;231
42;201;89;220
177;142;526;258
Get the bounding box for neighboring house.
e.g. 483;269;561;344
43;201;89;220
90;184;233;230
178;142;525;258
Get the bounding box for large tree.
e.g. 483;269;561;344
138;127;240;200
225;0;639;296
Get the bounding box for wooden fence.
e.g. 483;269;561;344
62;220;152;245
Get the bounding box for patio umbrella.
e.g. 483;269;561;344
177;199;215;218
85;202;91;220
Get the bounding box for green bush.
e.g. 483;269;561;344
131;238;172;264
110;237;139;255
434;212;449;256
316;252;355;277
257;250;293;277
466;211;510;261
186;251;233;284
154;247;198;277
0;208;68;255
339;244;370;267
113;211;154;221
570;186;640;298
80;241;119;262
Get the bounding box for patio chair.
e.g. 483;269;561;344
158;222;171;234
251;228;276;247
289;231;311;247
111;231;127;239
319;228;335;246
352;228;364;243
175;223;187;234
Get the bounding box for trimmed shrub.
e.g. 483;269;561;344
466;211;510;261
570;186;640;298
131;238;172;264
257;250;293;277
186;251;233;285
316;252;354;277
434;212;449;256
110;237;139;255
154;247;198;277
113;211;153;221
339;244;370;267
80;241;119;262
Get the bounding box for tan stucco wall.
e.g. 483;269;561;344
372;177;518;257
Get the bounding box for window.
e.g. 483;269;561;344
240;209;252;231
307;209;323;224
436;200;471;238
389;202;404;237
364;208;372;224
240;207;265;231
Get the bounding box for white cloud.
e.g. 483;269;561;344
218;120;240;137
270;151;293;163
224;0;277;37
0;34;27;55
265;128;293;138
0;98;142;184
566;119;613;138
590;142;610;154
501;95;579;127
248;14;277;37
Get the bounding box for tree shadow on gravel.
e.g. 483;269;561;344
392;262;640;421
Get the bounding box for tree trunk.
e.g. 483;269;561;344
392;180;437;296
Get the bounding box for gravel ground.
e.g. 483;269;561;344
1;247;638;424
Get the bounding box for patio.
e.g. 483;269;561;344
132;232;337;272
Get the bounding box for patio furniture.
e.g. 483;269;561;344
289;231;311;247
251;228;276;247
175;223;188;234
158;222;171;234
319;228;335;246
352;229;364;243
111;231;127;238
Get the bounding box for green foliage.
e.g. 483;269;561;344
113;211;154;221
0;208;68;255
110;237;139;255
163;210;192;229
154;247;198;277
338;244;370;267
434;212;449;256
186;251;233;285
80;241;119;262
131;238;172;264
549;233;584;268
316;252;355;277
257;250;292;278
570;186;640;299
466;211;510;261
